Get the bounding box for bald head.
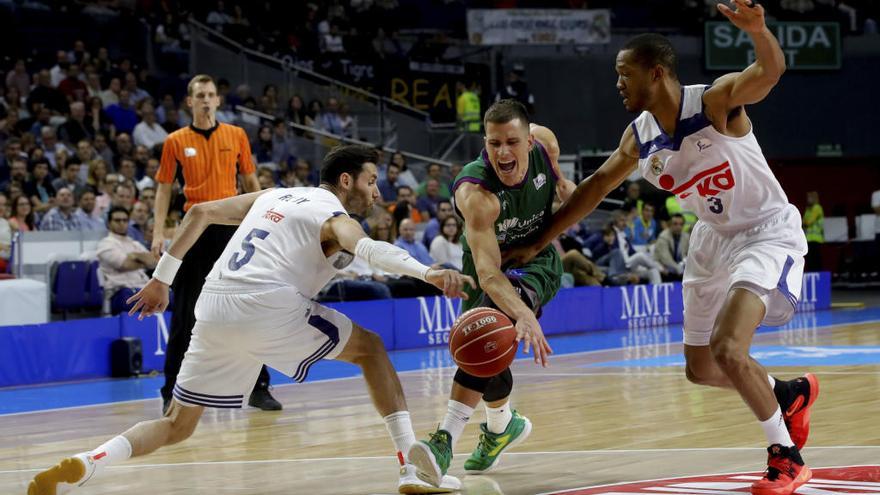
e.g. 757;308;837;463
399;218;416;242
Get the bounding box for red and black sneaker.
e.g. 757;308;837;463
751;444;812;495
783;373;819;449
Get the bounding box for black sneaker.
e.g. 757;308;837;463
249;387;282;411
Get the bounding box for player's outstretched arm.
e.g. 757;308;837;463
706;0;785;112
328;215;475;299
506;126;639;266
127;189;270;319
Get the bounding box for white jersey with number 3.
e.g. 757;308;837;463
204;187;353;298
633;84;789;232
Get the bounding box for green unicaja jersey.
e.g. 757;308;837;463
451;142;563;310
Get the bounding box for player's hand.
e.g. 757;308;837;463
502;243;541;268
717;0;766;34
514;314;553;367
151;235;165;257
426;269;476;300
126;278;170;320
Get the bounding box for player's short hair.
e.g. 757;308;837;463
320;144;379;186
622;33;678;79
187;74;216;96
483;99;530;129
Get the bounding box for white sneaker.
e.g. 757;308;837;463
28;454;95;495
398;463;462;494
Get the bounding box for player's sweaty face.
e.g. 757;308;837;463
349;162;379;216
484;118;531;187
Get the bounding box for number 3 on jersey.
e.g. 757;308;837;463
228;228;270;271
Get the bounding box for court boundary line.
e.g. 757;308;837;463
1;317;878;417
532;463;880;495
1;448;879;476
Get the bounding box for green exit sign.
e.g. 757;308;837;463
705;21;841;70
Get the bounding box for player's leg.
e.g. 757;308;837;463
29;394;205;495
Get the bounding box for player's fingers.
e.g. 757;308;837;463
717;3;734;17
464;275;476;290
126;289;143;305
128;298;144;316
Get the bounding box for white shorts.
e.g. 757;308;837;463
682;204;807;347
174;283;353;408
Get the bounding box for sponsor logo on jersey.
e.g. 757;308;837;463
533;173;547;190
696;138;713;152
263;208;285;223
662;161;735;199
541;466;880;495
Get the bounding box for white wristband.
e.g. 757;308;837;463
153;253;182;285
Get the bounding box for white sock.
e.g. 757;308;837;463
760;407;794;447
73;435;133;485
486;401;513;434
384;411;416;466
439;400;475;449
768;375;776;388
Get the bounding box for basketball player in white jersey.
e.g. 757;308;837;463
507;3;818;495
29;145;472;495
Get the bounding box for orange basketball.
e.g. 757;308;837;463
449;307;517;377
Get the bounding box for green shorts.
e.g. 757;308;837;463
461;245;563;316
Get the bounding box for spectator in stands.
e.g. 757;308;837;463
286;94;308;135
85;73;102;100
87;158;108;189
430;215;464;271
0;192;9;271
59;102;92;145
52;161;83;194
1;156;29;194
623;180;643;215
27;70;69;115
97;206;158;315
128;201;150;247
76;139;97;167
105;90;138;134
137;158;159;191
257;167;277;189
654;213;689;281
378;162;400;206
5;60;30;97
74;188;105;231
416;178;444;219
39;187;80;231
133;102;168;149
93;133;115;165
24;159;56;214
803;191;824;272
124;72;151;105
391;185;423;223
114;132;134;164
319;256;393;302
416;162;451;199
871;188;880;215
611;209;663;284
260;84;280;117
110;182;135;212
206;0;233;32
422;199;454;248
495;65;534;114
390;151;418;189
629;201;659;246
271;120;294;165
395;218;434;266
321;97;346;136
161;107;183;134
86;97;116;140
292;158;315;186
9;194;35;232
252;125;275;166
338;102;356;139
321;23;346;54
39;126;68;171
58;64;87;102
305;99;324;131
118;158;137;184
591;226;641;286
99;78;121;107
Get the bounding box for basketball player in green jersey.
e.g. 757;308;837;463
408;99;576;485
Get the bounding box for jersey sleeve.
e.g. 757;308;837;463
156;135;178;184
237;127;256;175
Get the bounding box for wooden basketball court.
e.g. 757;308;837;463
1;319;878;494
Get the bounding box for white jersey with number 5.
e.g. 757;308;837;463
204;187;353;298
633;84;789;232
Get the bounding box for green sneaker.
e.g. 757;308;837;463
463;410;532;474
407;428;453;488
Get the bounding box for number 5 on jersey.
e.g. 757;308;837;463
228;228;270;271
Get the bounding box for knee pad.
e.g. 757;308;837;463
454;368;492;394
482;368;513;402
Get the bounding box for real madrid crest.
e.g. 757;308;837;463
650;154;664;176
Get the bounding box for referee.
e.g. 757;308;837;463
152;74;281;413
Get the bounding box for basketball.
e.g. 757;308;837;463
449;307;517;377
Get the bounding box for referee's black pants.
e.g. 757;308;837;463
160;224;272;401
